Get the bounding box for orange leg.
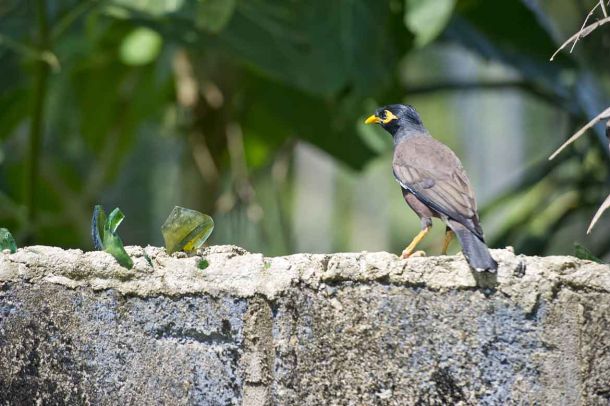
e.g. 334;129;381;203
401;227;430;258
441;228;454;255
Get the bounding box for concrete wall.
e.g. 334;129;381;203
0;245;609;405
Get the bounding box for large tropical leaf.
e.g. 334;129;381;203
217;0;402;97
405;0;456;47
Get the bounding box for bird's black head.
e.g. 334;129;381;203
364;104;425;137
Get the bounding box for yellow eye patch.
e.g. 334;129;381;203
364;109;399;125
381;110;398;124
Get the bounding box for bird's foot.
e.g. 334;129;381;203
401;250;426;259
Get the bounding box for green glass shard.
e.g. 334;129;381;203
92;205;106;250
91;205;133;269
0;228;17;253
107;207;125;234
103;232;134;269
162;206;214;254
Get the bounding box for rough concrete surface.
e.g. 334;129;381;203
0;245;609;405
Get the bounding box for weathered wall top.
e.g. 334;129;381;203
1;245;608;311
1;246;609;405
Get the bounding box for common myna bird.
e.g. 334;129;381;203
365;104;497;272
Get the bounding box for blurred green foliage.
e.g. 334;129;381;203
0;0;609;258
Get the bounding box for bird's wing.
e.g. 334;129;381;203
392;136;484;239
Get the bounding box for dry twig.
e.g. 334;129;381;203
569;1;601;53
587;194;610;233
550;15;610;61
549;1;610;234
548;106;610;160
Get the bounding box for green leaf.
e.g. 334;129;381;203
198;258;209;270
196;0;236;33
574;243;604;263
91;205;133;269
0;228;17;253
161;206;214;254
241;76;376;169
405;0;456;47
217;0;401;97
119;27;163;66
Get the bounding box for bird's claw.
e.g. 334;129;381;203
401;250;426;259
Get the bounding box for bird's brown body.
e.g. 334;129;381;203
393;134;482;238
365;104;497;272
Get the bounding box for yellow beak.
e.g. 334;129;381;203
364;115;381;124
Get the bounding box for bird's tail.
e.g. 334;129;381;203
449;221;497;273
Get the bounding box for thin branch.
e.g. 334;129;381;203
550;15;610;60
587;194;610;234
548;1;610;236
24;0;51;243
548;106;610;160
569;1;601;53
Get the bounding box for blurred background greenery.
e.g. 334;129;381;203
1;0;609;259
